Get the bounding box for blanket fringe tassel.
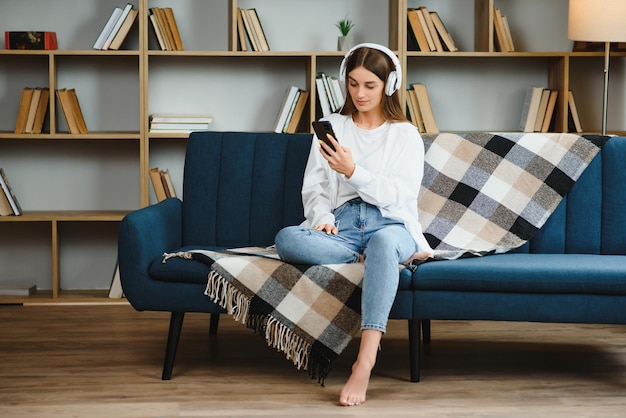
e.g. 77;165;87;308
205;270;333;385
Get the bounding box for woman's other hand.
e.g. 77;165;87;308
314;223;338;235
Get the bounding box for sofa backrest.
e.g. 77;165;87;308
182;131;312;248
523;135;626;255
182;132;626;255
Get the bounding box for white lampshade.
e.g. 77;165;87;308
569;0;626;42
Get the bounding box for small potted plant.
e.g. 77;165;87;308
336;16;355;51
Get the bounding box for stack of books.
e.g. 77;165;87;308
236;8;270;51
519;87;560;133
0;168;22;217
520;87;583;133
14;87;49;134
316;73;344;118
407;7;458;52
406;83;439;133
149;7;184;51
93;3;139;50
149;114;213;133
273;86;309;134
56;89;88;134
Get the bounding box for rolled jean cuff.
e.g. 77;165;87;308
361;323;386;334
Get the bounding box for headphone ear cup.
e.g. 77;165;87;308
386;71;398;96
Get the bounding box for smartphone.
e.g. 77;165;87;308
312;121;337;152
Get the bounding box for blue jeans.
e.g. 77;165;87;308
274;198;417;333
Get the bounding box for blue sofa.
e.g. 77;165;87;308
118;131;626;382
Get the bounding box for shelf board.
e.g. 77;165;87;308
0;49;140;57
0;132;141;140
0;210;130;222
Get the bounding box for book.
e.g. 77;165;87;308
0;284;36;296
416;8;436;52
568;90;583;133
31;87;50;134
273;86;300;133
108;262;124;298
541;90;558;133
236;7;248;51
93;7;123;49
55;89;81;134
407;9;431;52
102;3;133;50
149;115;213;124
5;31;57;50
407;87;425;132
0;182;13;216
533;89;551;132
149;122;212;131
14;87;34;134
161;169;176;198
519;86;544;132
430;11;458;52
67;89;88;134
502;15;515;52
285;90;309;134
24;88;42;134
108;8;138;50
149;167;168;202
315;77;332;117
0;168;22;216
412;83;439;133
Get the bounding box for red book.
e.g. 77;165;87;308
5;31;58;50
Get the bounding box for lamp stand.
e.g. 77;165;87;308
602;41;610;136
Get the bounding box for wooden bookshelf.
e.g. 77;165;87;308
0;0;621;303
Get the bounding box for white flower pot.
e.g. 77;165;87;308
338;35;354;51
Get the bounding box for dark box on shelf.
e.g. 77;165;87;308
5;31;58;50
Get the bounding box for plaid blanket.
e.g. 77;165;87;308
419;132;607;259
163;248;364;384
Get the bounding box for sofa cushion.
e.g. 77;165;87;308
412;253;626;295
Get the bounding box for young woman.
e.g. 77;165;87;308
274;43;433;406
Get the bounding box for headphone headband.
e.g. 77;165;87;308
339;43;402;96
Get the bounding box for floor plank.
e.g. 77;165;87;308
0;304;625;417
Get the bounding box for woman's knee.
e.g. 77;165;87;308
366;226;415;260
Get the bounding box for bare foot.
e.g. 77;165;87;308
338;359;373;406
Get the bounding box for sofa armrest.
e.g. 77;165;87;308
118;198;183;311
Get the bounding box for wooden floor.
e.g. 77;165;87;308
1;304;625;417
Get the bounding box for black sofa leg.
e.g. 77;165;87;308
408;319;422;382
209;313;220;335
162;311;185;380
422;319;431;344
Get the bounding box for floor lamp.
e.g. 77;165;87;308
568;0;626;135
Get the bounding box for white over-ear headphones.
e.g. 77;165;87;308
339;43;402;96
